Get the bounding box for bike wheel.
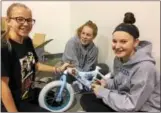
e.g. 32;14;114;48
38;81;74;112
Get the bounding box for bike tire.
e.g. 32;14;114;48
38;81;74;112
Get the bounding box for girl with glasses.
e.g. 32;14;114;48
1;3;71;112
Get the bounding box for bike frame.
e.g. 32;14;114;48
55;66;106;102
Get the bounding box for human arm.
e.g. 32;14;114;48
93;63;156;111
1;47;18;112
1;77;18;112
27;37;71;73
36;62;71;73
62;38;81;70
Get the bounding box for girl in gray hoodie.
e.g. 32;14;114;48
80;12;160;112
62;21;98;85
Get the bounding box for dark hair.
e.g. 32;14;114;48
77;20;98;38
123;12;136;24
113;12;139;39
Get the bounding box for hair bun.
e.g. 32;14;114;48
123;12;136;24
86;20;93;24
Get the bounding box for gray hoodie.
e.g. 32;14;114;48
97;41;160;112
62;36;98;71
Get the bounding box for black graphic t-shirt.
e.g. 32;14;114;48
1;37;38;106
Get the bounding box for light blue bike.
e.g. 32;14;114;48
38;66;107;112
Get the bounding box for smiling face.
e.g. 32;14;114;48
7;6;33;38
80;25;94;46
112;31;139;61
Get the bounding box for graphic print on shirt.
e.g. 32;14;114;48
19;52;36;100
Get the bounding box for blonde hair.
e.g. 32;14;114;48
2;3;31;40
77;20;98;38
7;3;30;18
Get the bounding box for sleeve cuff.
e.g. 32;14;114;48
105;78;114;88
96;87;110;99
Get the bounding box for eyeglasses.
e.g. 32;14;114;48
10;17;36;25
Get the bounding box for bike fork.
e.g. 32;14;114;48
55;74;67;102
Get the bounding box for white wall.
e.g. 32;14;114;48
70;1;160;71
2;1;160;71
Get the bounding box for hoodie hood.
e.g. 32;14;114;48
120;41;156;66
